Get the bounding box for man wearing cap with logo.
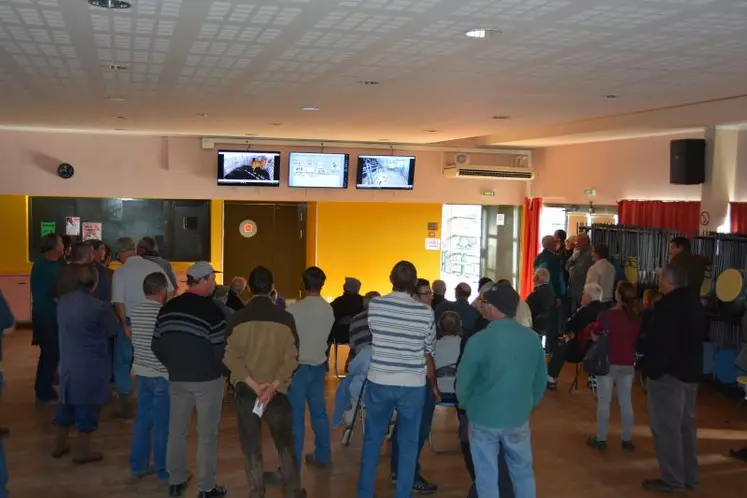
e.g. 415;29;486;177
457;282;547;498
152;262;229;498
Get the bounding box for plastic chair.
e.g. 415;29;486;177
428;400;460;454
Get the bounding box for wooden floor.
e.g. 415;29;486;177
3;329;747;498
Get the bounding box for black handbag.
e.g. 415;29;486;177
583;311;610;376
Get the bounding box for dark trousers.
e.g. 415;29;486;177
32;314;59;402
647;375;699;490
458;411;514;498
235;383;302;498
54;404;102;433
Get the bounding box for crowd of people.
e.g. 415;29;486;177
0;228;712;498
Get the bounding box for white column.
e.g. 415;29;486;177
701;127;742;232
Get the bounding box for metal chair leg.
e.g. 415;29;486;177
568;364;581;393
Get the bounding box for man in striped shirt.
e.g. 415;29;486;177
357;261;438;498
129;272;169;481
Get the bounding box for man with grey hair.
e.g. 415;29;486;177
431;280;447;310
546;283;606;390
526;268;558;352
137;236;178;290
566;233;593;312
226;277;247;311
641;265;706;494
534;235;565;303
111;237;174;419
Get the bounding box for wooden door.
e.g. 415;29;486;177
223;203;307;300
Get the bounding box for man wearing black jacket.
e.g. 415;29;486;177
642;265;706;494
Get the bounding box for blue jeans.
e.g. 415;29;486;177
287;364;331;465
470;422;535;498
357;382;426;498
130;376;170;479
33;314;59;402
114;325;133;395
54;404;102;433
390;381;436;478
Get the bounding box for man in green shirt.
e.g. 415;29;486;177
457;282;547;498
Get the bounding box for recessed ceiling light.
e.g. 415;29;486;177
359;80;380;86
270;123;283;126
198;113;209;117
113;115;127;120
603;94;619;99
107;96;127;102
465;29;501;39
102;63;128;71
300;106;320;111
492;115;511;120
426;130;438;133
89;0;131;9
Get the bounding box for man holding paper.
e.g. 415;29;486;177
223;266;305;498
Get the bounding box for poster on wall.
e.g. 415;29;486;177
40;221;56;237
65;216;81;236
82;222;102;241
425;238;441;251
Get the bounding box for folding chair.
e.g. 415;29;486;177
331;337;350;379
341;378;367;446
428;400;460;454
568;362;583;393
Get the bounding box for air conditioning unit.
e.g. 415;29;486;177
443;152;534;180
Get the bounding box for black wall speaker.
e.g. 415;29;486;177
670;139;706;185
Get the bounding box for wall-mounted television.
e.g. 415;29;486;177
288;152;349;189
217;150;281;187
356;154;416;190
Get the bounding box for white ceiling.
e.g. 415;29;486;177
0;0;746;145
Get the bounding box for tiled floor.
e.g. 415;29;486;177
2;329;747;497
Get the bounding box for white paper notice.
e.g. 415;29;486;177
253;400;265;418
496;213;505;226
425;238;441;251
82;222;102;241
65;217;81;236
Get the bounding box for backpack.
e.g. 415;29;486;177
583;311;611;376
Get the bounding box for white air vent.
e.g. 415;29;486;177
443;151;533;180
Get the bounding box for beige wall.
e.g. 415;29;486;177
0;131;524;205
531;132;705;205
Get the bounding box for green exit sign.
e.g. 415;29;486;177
585;188;597;196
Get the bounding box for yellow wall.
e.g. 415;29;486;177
0;195;31;274
315;202;442;300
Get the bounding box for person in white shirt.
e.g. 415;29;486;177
111;237;174;419
586;243;616;303
286;266;335;470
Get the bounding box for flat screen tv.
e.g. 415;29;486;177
288;152;349;189
356;154;416;190
217;150;281;187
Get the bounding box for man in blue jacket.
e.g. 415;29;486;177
534;235;566;302
457;282;547;498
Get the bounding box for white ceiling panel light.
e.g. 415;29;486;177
465;29;502;39
89;0;132;9
300;106;320;111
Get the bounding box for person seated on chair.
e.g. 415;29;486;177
546;283;605;390
332;340;372;431
348;291;381;360
526;268;558;352
435;311;462;405
328;277;364;371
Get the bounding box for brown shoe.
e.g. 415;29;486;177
51;427;71;459
72;432;103;464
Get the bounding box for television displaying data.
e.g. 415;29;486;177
356;155;416;190
288;152;349;189
217;150;280;186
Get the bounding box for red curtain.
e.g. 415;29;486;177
731;202;747;233
617;200;700;235
519;197;542;299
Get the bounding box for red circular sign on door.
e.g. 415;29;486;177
239;219;258;238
